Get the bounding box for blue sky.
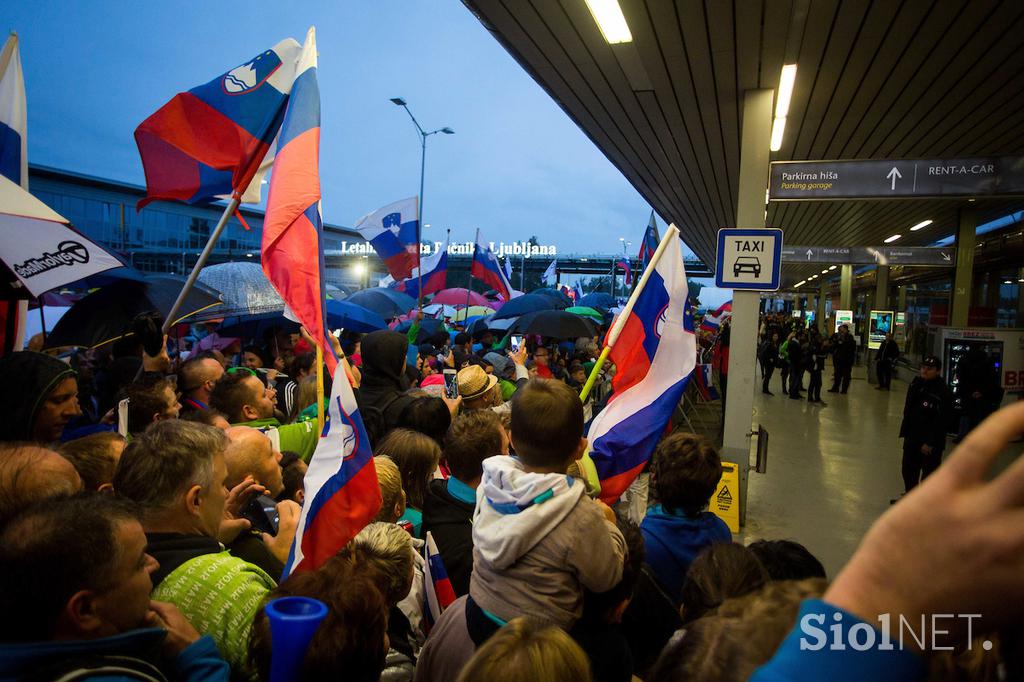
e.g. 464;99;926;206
7;1;729;306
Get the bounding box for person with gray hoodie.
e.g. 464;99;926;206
469;379;626;630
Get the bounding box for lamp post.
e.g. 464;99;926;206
390;97;454;308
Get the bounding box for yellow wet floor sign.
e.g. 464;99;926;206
710;462;740;533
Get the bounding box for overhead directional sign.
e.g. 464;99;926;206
769;156;1024;200
781;245;956;266
716;228;783;290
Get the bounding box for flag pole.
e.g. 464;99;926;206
315;343;325;436
465;228;478;313
160;194;240;335
580;224;680;403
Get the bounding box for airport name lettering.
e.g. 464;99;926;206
928;164;994;176
779;169;837;192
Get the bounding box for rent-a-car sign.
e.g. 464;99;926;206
715;228;783;291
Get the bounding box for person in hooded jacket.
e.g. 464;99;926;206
355;330;415;440
0;351;82;444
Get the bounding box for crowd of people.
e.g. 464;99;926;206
0;307;1021;682
756;313;859;404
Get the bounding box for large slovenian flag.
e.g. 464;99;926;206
471;235;513;301
391;238;448;300
638;211;660;270
285;355;382;576
134;38;304;208
0;33;27;189
260;29;335;374
588;238;696;504
354;197;420;281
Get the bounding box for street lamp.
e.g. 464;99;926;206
391;97;454;304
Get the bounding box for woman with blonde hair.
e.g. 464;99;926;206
456;618;591;682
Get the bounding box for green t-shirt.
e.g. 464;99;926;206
235;417;319;462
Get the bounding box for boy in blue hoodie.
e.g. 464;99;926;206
469;379;627;631
640;432;732;602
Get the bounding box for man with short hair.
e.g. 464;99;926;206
0;494;229;680
0;351;82;443
112;420;277;672
423;410;509;596
0;442;82;525
828;324;856;394
125;374;181;436
208;371;318;461
178;357;225;412
894;355;951;502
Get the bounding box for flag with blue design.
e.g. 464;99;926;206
542;259;557;286
284;354;382;575
638;211;660;270
587;237;696;504
0;33;27;189
422;531;456;633
354;197;420;281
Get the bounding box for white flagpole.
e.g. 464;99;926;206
580;223;680;402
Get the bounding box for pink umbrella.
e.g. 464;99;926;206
431;288;495;308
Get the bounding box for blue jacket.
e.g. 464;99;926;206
640;505;732;601
0;628;229;681
752;600;924;681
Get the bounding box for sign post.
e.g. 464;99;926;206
715;228;783;291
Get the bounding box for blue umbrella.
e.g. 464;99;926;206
491;293;558;320
394;317;446;344
531;287;572;309
578;292;614;310
326;299;387;333
346;287;417;318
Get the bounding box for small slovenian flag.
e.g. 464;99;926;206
284;353;382;576
471;234;513;301
638;211;660;270
699;300;732;333
392;238;448;300
422;531;456;633
354;197;420;281
694;364;720;401
616;256;633;286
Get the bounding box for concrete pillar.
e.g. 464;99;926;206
816;282;827;331
875;266;889;310
898;285;907;313
721;89;773;527
840;265;853;311
951;208;976;328
1017;268;1024;327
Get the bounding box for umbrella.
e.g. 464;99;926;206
491;293;558;320
423;303;459;319
530;287;572;309
347;287;417;318
44;275;222;349
452;305;496;321
326;299;388;333
215;313;299;340
508;310;597;340
0;174;124;297
565;306;605;322
393;318;446;345
193;262;284;320
578;292;614;310
430;288;493;307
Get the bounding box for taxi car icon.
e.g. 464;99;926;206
733;256;761;278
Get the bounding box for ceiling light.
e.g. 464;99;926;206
795;280;806;287
770;118;786;151
829;265;837;270
1004;280;1013;285
585;0;633;44
884;234;901;243
820;269;828;274
774;65;798;118
909;219;933;231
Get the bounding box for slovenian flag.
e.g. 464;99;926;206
694;364;720;401
542;259;557;286
260;28;336;374
354;197;420;281
284;352;381;576
471;235;513;301
587;237;696;504
422;531;456;633
391;238;448;300
616;256;633;286
700;300;733;333
0;33;27;189
135;37;305;208
638;211;660;270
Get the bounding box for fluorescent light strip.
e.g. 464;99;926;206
585;0;633;44
909;219;933;232
884;234;901;243
775;65;798;117
820;269;828;274
770;118;786;151
829;265;837;270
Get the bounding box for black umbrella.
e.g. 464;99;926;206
44;276;222;349
491;293;558;320
578;292;614;310
346;287;417;318
394;318;446;345
507;309;598;340
530;287;572;309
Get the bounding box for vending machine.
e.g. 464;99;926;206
929;328;1023;412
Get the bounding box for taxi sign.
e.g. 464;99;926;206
715;228;783;291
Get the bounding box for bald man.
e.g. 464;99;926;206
222;427;298;579
0;443;83;525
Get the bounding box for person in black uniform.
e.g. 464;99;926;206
875;333;900;390
828;324;856;394
787;332;805;400
893;355;951;503
806;331;829;405
759;332;780;396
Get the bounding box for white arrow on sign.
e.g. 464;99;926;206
941;252;951;261
806;248;813;261
887;166;902;190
